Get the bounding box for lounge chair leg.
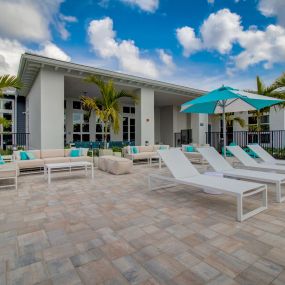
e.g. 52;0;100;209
237;195;243;222
275;182;284;203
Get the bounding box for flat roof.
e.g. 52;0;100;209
17;53;206;97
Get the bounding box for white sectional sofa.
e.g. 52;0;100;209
122;145;169;162
13;149;93;173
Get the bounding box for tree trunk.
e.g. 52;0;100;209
103;122;108;149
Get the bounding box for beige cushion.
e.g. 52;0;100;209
70;156;93;163
64;149;71;157
0;163;18;177
139;146;154;152
133;152;155;160
98;156;113;171
41;149;65;159
105;157;133;175
43;157;70;164
17;159;44;169
13;151;21;161
27;150;41;159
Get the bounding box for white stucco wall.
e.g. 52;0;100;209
270;108;285;130
160;106;173;146
40;69;64;149
191;114;208;144
154;107;160;144
135;88;154;145
26;73;41;149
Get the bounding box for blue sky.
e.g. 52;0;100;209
0;0;285;90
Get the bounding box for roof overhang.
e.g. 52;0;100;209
17;53;206;98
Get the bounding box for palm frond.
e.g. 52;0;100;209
0;117;11;128
0;75;23;96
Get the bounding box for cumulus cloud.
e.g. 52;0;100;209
0;0;77;42
36;42;71;62
88;17;158;77
176;27;201;56
157;49;174;69
258;0;285;27
0;38;70;75
120;0;159;12
200;9;242;54
176;8;285;71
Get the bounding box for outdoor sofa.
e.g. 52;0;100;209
122;145;169;162
182;144;209;164
13;148;93;173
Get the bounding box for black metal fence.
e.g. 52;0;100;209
206;130;285;159
0;132;30;150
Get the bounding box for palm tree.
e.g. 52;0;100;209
225;113;246;128
81;75;137;148
247;74;285;131
0;75;22;127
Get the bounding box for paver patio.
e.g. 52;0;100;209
1;164;285;284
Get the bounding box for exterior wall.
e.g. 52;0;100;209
26;73;41;149
17;96;26;133
191;114;208;144
40;69;64;149
160;106;173;146
135;88;154;145
154;107;160;144
270;108;285;130
26;69;64;149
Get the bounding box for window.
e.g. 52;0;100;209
73;101;81;109
248;112;270;132
72;111;90;142
123;106;135;114
123;117;135;141
95;118;110;142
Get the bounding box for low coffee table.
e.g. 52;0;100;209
44;161;94;184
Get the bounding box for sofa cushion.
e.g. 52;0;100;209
17;159;44;169
132;152;155;160
43;157;70;164
64;149;71;157
41;149;65;159
70;156;93;163
139;146;154;152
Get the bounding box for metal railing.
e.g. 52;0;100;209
0;132;30;150
206;130;285;159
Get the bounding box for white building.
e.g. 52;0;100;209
17;53;285;150
17;53;208;149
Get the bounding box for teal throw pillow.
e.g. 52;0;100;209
70;149;80;157
26;152;36;160
159;145;167;150
185;146;195;152
0;156;5;165
131;146;139;154
20;151;29;160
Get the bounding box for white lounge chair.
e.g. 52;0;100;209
148;149;267;222
197;147;285;203
227;145;285;174
247;144;285;166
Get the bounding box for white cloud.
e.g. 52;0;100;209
36;42;71;62
0;0;77;42
0;38;25;74
234;24;285;69
177;8;285;71
121;0;159;12
157;49;174;69
176;27;201;56
258;0;285;27
200;9;242;54
88;17;158;78
0;38;70;75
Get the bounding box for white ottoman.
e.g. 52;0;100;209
98;156;133;175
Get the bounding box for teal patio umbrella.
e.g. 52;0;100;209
181;86;284;157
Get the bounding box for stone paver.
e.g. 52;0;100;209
0;164;284;284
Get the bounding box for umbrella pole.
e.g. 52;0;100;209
223;104;227;158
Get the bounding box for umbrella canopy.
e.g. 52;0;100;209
181;86;283;114
181;86;284;157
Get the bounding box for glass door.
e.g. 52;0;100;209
123;117;135;142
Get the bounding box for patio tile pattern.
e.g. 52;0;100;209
0;164;285;284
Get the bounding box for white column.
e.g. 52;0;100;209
191;114;208;144
40;69;65;149
135;88;155;145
